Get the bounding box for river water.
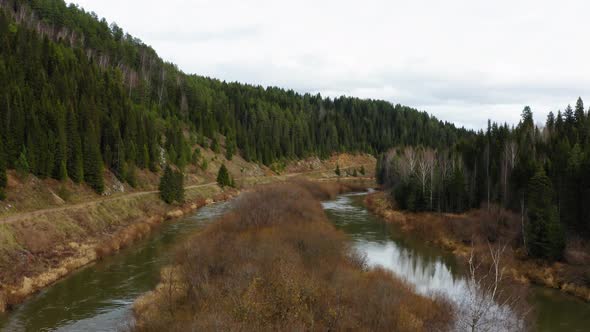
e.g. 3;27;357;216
0;201;232;332
1;192;589;331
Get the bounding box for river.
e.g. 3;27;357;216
1;192;589;331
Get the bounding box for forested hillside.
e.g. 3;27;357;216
0;0;467;196
377;103;590;258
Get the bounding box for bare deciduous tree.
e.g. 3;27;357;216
457;243;529;332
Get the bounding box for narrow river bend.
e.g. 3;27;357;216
1;192;589;331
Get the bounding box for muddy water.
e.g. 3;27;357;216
1;192;589;331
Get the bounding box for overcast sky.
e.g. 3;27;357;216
69;0;590;129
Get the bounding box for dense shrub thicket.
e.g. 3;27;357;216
132;182;454;331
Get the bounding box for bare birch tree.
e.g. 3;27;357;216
457;243;529;332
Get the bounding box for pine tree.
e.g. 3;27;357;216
526;168;565;260
335;164;341;177
217;164;232;187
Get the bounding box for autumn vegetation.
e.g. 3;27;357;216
365;191;590;302
132;182;454;331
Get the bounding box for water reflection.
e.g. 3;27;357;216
323;193;522;331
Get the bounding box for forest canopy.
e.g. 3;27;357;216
0;0;467;194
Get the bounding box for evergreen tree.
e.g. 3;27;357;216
126;162;138;188
83;126;104;194
159;165;175;204
217;164;232;187
16;148;30;179
201;158;209;171
0;136;7;190
360;165;366;176
526;168;565;260
211;136;220;153
66;108;83;183
174;170;185;203
335;164;341;177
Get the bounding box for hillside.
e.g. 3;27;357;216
0;0;470;200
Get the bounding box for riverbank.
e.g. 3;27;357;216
0;183;237;313
132;182;453;331
0;154;375;314
364;191;590;302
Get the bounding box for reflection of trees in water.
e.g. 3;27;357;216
325;194;525;331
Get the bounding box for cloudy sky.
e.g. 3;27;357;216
69;0;590;129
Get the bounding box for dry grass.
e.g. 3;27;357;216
0;184;226;312
133;182;453;331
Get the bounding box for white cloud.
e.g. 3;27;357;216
69;0;590;128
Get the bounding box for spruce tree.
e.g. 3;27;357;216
83;127;104;194
159;165;175;204
526;168;565;261
66;108;83;183
217;164;232;187
174;169;185;203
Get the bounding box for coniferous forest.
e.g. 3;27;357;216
1;0;589;260
377;104;590;259
0;0;465;196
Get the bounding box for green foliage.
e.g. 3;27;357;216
83;127;104;194
526;168;565;261
211;136;220;154
191;148;201;165
200;159;208;171
0;2;467;192
360;165;366;176
3;0;590;246
16;148;30;179
216;164;233;187
126;163;138;188
159;165;184;204
335;164;341;177
0;136;6;189
225;134;237;160
353;168;358;177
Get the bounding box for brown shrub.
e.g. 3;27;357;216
133;182;453;331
